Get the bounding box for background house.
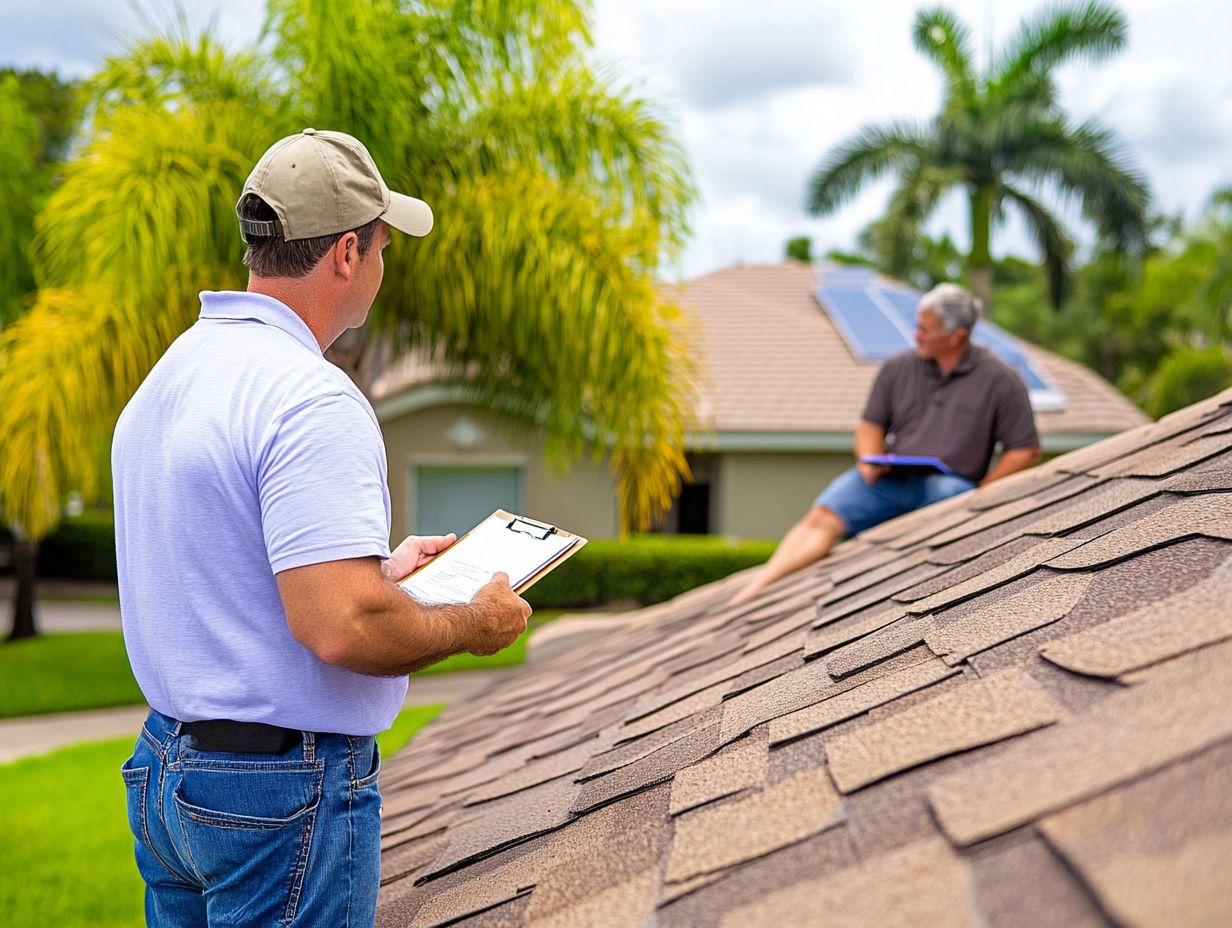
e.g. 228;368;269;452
371;263;1147;541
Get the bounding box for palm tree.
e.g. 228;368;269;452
807;1;1148;311
0;0;697;638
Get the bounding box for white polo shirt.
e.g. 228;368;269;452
113;291;405;735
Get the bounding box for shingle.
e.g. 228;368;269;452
813;563;945;626
1017;477;1160;536
965;468;1081;511
669;730;770;815
615;682;730;743
927;640;1232;846
664;766;843;885
965;832;1107;928
462;733;616;806
923;572;1094;666
578;710;711;781
1041;555;1232;678
916;477;1098;551
815;549;937;605
718;839;981;928
418;775;580;882
1050;406;1223;476
718;646;932;745
825;671;1066;793
521;868;658;928
1038;742;1232;928
805;605;905;658
824;616;934;679
1091;430;1232;478
903;536;1045;597
769;657;959;746
722;651;805;699
902;539;1085;614
1045;492;1232;570
571;719;722;815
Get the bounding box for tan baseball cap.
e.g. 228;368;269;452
237;128;433;242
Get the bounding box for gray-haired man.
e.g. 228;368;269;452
732;283;1040;605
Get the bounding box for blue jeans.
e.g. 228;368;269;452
815;467;976;536
121;710;382;927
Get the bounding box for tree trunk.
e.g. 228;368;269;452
967;185;994;317
7;537;38;642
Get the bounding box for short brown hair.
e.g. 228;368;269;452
238;194;380;278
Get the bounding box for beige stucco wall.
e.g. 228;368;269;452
715;452;851;539
379;404;619;542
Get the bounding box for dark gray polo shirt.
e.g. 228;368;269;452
861;345;1039;483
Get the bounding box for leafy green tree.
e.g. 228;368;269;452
806;1;1148;312
0;0;696;639
785;236;813;261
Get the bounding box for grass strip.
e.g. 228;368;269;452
0;704;445;928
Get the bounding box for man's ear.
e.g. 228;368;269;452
331;231;360;280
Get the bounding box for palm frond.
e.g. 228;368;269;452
437;66;696;258
912;7;978;107
1008;118;1150;252
0;286;197;538
807;122;932;216
379;168;695;533
993;1;1127;93
34;102;266;297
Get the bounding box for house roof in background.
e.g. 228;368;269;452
374;387;1232;927
663;263;1147;437
371;263;1148;442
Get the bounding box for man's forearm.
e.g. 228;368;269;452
981;447;1041;486
335;586;476;677
854;421;887;459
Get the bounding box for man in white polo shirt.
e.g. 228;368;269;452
113;129;531;927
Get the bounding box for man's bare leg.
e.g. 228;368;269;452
729;505;847;606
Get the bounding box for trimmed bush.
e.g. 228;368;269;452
37;510;117;581
525;535;775;609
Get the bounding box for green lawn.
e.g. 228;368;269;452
0;612;566;717
0;704;445;928
0;632;143;718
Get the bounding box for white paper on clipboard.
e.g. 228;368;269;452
398;513;581;605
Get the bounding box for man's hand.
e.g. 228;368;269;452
466;572;532;656
380;533;457;583
857;461;890;485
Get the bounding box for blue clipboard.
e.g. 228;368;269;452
860;454;955;475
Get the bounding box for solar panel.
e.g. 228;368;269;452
817;287;914;360
815;281;1066;411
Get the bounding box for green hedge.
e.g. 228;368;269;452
524;535;775;609
37;510;118;581
27;511;775;608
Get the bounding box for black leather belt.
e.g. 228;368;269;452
182;719;302;754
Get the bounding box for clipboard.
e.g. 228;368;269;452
397;510;587;604
860;454;955;475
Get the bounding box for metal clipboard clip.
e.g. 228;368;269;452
507;516;557;540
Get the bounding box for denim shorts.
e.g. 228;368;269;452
815;467;976;537
121;709;382;927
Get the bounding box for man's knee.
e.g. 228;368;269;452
804;505;846;536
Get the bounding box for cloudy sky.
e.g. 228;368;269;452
5;0;1231;279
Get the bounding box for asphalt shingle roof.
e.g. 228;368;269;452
374;388;1232;928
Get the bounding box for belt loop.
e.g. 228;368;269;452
303;731;316;763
